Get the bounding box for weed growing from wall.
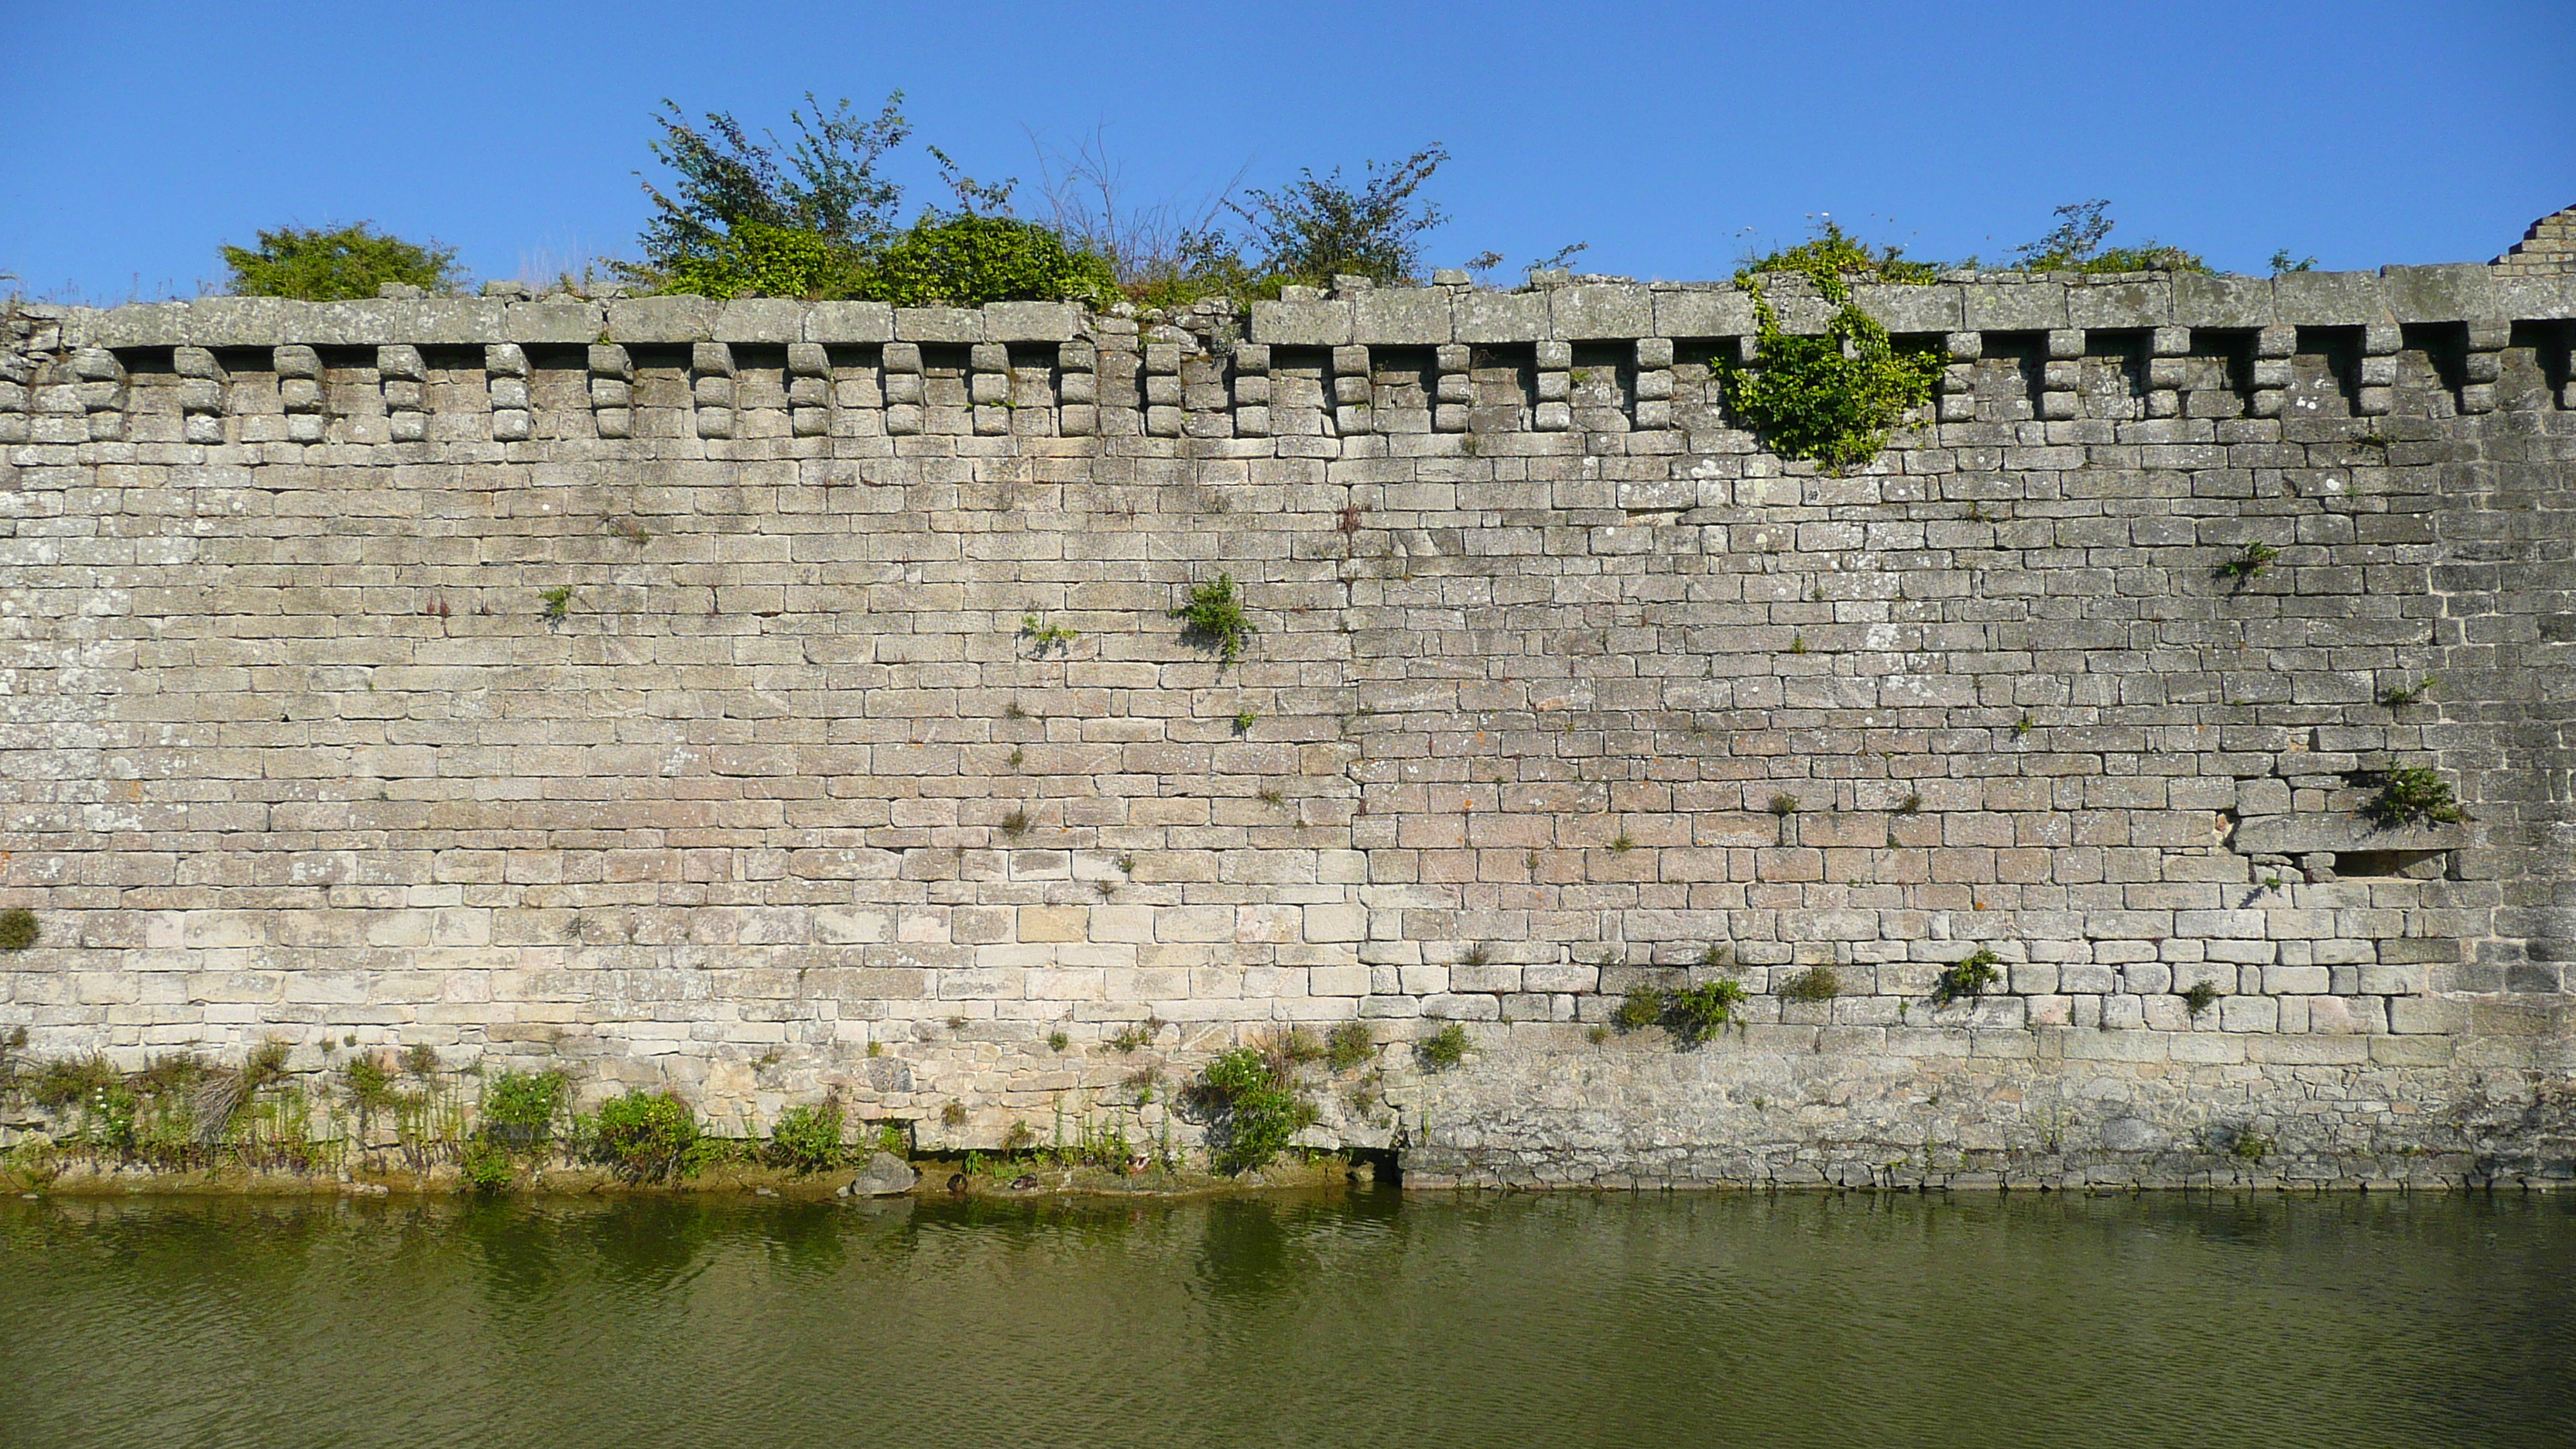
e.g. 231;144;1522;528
1020;611;1078;653
1190;1047;1317;1174
1171;574;1256;664
1613;986;1666;1033
1722;224;1943;469
1666;981;1746;1045
2379;677;2435;708
1933;948;2004;1005
2365;766;2465;826
1324;1023;1376;1073
0;909;37;952
2215;543;2282;581
459;1138;514;1193
765;1098;846;1173
587;1089;700;1183
1418;1023;1471;1070
342;1055;399;1132
1778;966;1841;1003
480;1069;568;1149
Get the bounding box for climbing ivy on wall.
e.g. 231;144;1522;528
1721;224;1944;469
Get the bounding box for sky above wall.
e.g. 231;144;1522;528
4;0;2571;303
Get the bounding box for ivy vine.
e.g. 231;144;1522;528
1721;224;1944;470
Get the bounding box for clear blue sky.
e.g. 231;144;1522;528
5;1;2571;301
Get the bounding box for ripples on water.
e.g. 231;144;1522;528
2;1189;2571;1448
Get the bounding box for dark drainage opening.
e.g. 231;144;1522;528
1345;1146;1402;1189
2328;849;2451;881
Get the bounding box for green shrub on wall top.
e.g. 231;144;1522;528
221;222;461;301
848;213;1118;308
660;221;856;302
626;93;1115;307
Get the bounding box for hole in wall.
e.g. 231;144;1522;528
2321;848;2452;881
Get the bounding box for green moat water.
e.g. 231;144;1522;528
2;1190;2571;1447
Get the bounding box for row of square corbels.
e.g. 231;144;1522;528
1929;322;2515;421
1;320;2544;444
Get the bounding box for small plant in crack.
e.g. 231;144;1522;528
2379;677;2435;708
1324;1023;1375;1072
606;518;650;546
1234;707;1259;734
2215;542;2283;581
1007;747;1026;769
1896;792;1923;815
1608;830;1636;854
539;587;574;623
1613;987;1663;1033
1779;965;1841;1002
1461;943;1492;969
2180;980;2224;1018
1000;809;1032;838
2013;714;2034;738
1108;1018;1163;1053
1257;786;1285;807
1933;947;2003;1005
1417;1023;1471;1070
1004;701;1027;720
1769;793;1800;817
1020;611;1079;653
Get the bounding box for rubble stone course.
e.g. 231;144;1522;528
6;235;2576;1188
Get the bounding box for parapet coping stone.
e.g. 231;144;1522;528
43;265;2575;352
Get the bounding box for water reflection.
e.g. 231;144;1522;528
1;1189;2571;1449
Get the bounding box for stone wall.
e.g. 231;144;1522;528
6;252;2576;1186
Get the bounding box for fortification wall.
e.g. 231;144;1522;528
7;255;2576;1187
